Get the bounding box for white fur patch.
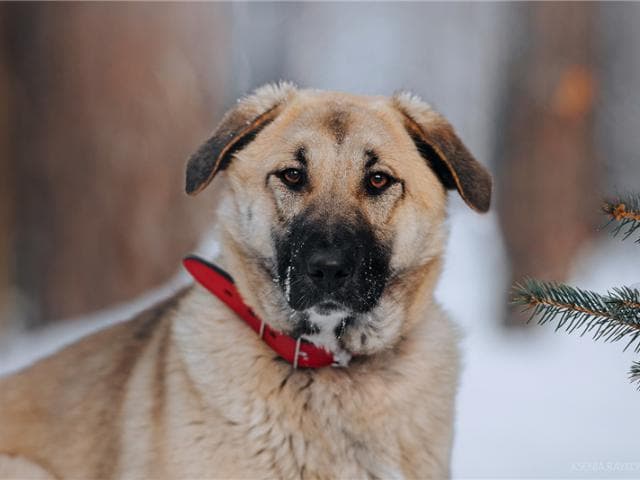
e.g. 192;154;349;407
301;307;352;367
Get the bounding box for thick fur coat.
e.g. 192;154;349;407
0;83;491;479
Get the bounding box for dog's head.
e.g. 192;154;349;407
186;83;491;357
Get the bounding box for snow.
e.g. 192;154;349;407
438;202;640;479
1;210;639;478
284;264;293;303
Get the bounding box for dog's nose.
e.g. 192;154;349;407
306;249;353;292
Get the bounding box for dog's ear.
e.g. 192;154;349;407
185;82;297;195
392;92;492;213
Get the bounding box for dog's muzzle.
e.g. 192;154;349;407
276;215;390;313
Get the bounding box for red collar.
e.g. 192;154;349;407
183;255;336;368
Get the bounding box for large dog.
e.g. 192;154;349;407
0;83;491;479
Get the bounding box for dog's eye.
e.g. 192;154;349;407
365;172;394;195
278;168;306;189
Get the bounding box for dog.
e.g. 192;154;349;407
0;83;491;479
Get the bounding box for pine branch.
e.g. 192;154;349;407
602;195;640;242
512;279;640;353
630;361;640;389
512;194;640;389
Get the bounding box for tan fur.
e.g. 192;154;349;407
0;84;491;479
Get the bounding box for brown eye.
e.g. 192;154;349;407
283;169;301;184
278;168;306;189
366;172;394;195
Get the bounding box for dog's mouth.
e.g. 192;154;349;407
270;269;406;359
314;301;342;314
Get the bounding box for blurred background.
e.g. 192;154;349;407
1;2;640;478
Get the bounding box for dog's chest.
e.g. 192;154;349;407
207;374;408;480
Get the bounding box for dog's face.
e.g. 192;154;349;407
186;83;491;358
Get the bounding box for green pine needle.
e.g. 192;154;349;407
512;279;640;353
602;195;640;243
630;361;640;389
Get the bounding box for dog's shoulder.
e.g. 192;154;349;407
0;286;189;391
0;287;191;477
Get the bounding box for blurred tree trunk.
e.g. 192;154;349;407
498;3;601;326
0;5;12;337
4;4;229;327
599;4;640;192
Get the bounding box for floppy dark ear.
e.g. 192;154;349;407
392;92;492;213
185;82;297;195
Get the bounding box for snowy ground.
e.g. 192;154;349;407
1;207;639;478
441;205;640;479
